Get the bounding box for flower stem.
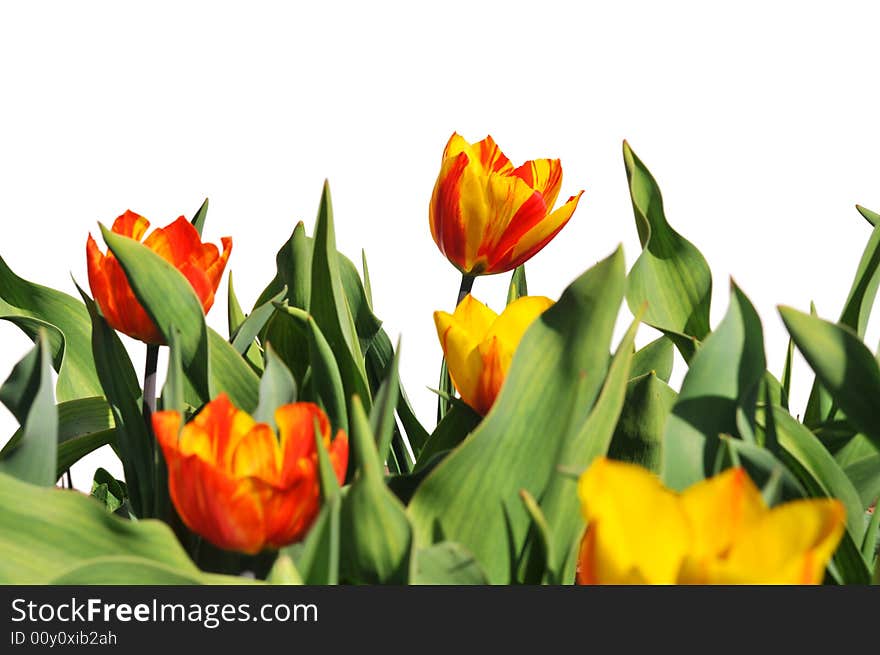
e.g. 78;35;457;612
457;274;475;305
143;344;159;517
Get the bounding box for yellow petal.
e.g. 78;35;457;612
178;424;216;465
577;457;691;584
484;296;553;354
443;133;513;174
229;423;281;482
680;467;766;562
711;498;846;584
434;295;497;407
509;191;583;264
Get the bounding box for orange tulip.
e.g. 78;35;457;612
153;394;348;554
429;133;583;276
87;210;232;344
576;458;846;584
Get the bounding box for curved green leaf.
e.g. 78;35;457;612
609;372;677;472
630;335;674;382
413;542;488;585
0;255;101;401
623;141;712;361
662;282;766;489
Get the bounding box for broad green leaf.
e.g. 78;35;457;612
506;265;528;304
77;285;153;518
835;435;880;509
413;542;488;585
623;141;712;361
0;333;57;486
253;346;296;430
608;372;677;472
90;467;126;514
409;247;625;583
0;255;101;401
266;553;304;585
49;557;255;585
780;307;880;450
662;282;766;490
57;429;115;475
630;335;674;382
0;472;205;584
522;315;640;584
340;397;413;584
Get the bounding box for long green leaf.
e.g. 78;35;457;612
623;141;712;361
780;307;880;450
608;372;677;472
408;247;625;583
662;282;766;490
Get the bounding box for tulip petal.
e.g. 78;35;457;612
513;159;563;210
474;336;505;415
329;431;349;485
429;151;470;271
443;133;513;174
230;423;281;483
484;296;553;354
504;190;583;269
188;394;256;466
276;402;331;486
680;467;766;560
577;457;691;584
712;498;846;584
111;210;150;241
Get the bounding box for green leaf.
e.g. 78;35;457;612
277;305;348;434
413;542;488;585
365;329;430;453
0;333;57;486
662;282;766;490
310;182;370;408
856;204;880;228
522;314;640;584
861;499;879;564
839;222;880;338
767;407;865;540
834;435;880;509
361;249;373;309
414;404;481;472
340;397;413;584
253;345;297;430
408;247;625;583
266;553;304;585
90;467;127;514
779;307;880;450
191;197;209;236
623;141;712;361
227;271;247;337
609;372;677;472
781;337;794;410
519;489;556;584
0;256;102;401
630;335;674;382
77;284;153;518
0;471;210;584
370;338;402;466
286;493;341;585
506;265;528;304
48;557;256;585
232;287;286;358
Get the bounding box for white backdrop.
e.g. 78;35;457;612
2;1;879;490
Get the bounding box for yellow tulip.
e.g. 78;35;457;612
434;294;553;415
576;457;846;584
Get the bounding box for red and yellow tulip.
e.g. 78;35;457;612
429;133;583;276
152;394;348;555
576;457;846;584
87;210;232;344
434;294;553;415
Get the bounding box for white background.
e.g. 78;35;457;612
2;1;879;490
